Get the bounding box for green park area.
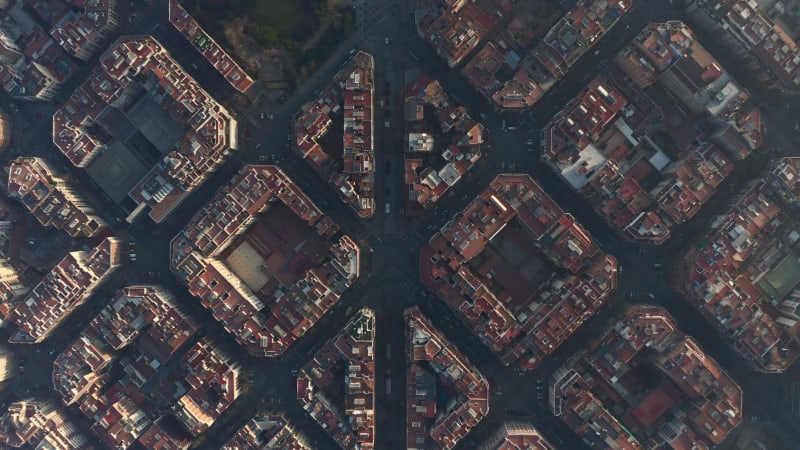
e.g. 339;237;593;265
184;0;355;87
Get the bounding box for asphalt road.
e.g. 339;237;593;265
4;0;800;449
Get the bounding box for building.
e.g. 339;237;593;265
137;417;192;450
168;0;255;93
52;285;200;405
340;58;376;217
708;107;763;160
638;22;747;117
0;398;89;449
172;339;242;436
27;0;121;60
403;70;483;215
8;157;107;237
672;157;800;373
479;422;556;450
415;0;500;68
5;237;122;344
0;2;75;101
0;256;30;305
688;0;800;93
542;22;753;245
51;285;234;448
222;413;311;450
53;35;238;223
551;305;743;449
405;306;489;450
489;0;632;109
0;107;11;151
297;308;375;449
0;2;76;101
0;345;15;388
171;165;360;357
649;141;734;225
420;173;617;370
294;52;375;218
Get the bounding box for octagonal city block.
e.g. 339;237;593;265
420;173;618;370
551;305;743;449
171;165;360;357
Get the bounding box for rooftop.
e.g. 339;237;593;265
551;305;743;449
403;70;483;214
480;422;556;450
52;35;238;223
52;285;201;405
420;173;617;370
7;157;107;237
405;306;489;450
171;165;359;357
490;0;632;109
297;308;375;449
222;413;311;450
294;52;375;218
167;0;255;93
693;0;800;90
0;398;89;449
672;157;800;373
6;237;122;344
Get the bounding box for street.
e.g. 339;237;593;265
2;0;800;449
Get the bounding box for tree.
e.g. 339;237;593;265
255;25;280;47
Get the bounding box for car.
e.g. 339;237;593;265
385;37;389;44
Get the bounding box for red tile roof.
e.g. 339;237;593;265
672;157;800;373
551;306;742;449
53;36;238;223
7;237;122;344
168;0;254;93
297;309;375;449
171;165;360;357
420;174;617;370
294;52;376;218
405;307;489;450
